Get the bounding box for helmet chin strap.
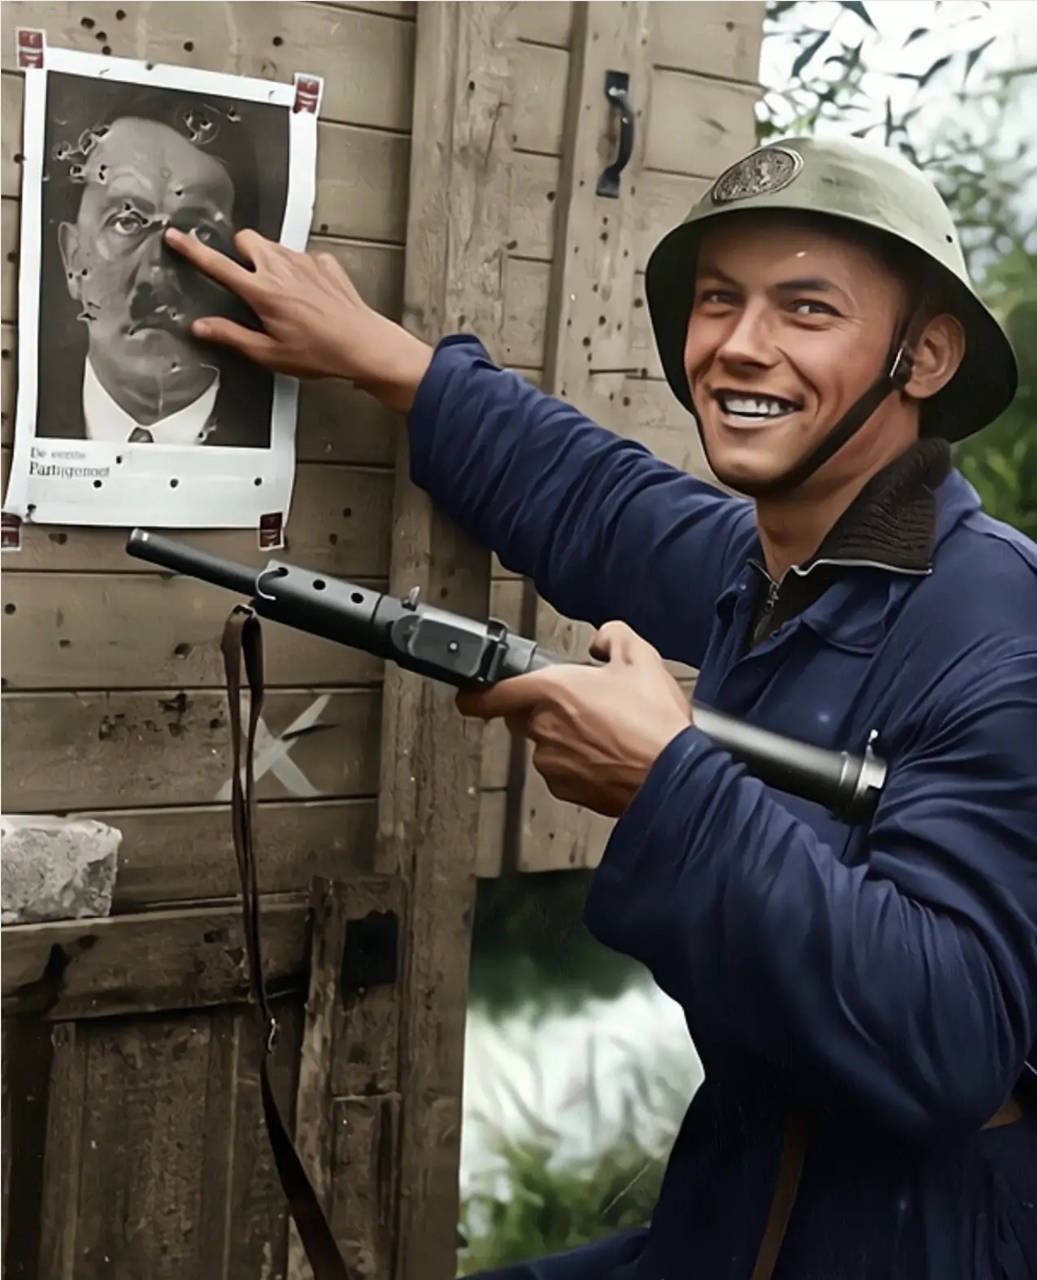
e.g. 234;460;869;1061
694;314;919;501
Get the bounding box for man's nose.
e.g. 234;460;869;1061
715;303;780;369
137;226;179;281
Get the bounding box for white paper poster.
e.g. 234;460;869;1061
3;38;321;538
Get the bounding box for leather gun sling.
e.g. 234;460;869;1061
749;1093;1023;1280
221;605;352;1280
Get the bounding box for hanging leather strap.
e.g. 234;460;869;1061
221;604;352;1280
749;1093;1023;1280
748;1112;808;1280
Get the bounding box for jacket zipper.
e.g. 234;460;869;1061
747;557;930;648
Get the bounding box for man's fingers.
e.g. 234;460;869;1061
589;620;652;665
164;227;256;295
454;672;551;721
191;316;279;363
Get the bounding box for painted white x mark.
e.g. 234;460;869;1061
214;694;331;801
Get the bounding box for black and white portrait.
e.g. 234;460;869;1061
5;45;319;530
41;75;287;448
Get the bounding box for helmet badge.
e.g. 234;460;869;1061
710;146;804;205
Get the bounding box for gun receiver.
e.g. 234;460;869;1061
126;529;886;823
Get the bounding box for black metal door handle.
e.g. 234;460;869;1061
597;70;635;198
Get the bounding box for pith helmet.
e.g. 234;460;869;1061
645;135;1018;443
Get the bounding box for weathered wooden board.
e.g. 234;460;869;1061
512;41;568;155
1;896;309;1020
195;1002;304;1280
1;571;386;690
646;68;759;175
103;798;380;911
1;688;383;810
379;5;515;1277
0;2;416;133
28;1002;304;1278
517;1;574;48
651;0;765;83
506;153;708;268
329;1093;401;1280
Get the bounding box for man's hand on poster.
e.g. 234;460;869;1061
456;622;694;818
163;227;433;411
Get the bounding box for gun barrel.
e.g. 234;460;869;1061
126;529;258;598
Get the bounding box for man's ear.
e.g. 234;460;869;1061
906;313;966;402
57;223;82;302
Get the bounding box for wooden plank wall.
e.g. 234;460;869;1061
503;1;765;874
1;3;456;1276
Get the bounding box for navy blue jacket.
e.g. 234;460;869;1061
408;338;1037;1280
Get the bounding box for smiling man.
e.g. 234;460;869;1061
165;136;1037;1280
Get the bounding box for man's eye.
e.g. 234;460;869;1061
792;300;835;316
109;209;148;235
189;225;221;247
699;290;736;306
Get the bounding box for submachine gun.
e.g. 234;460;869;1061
124;527;888;1280
126;528;887;824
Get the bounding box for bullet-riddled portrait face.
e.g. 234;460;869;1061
37;74;289;449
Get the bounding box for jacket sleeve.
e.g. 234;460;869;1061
584;635;1037;1141
407;336;753;668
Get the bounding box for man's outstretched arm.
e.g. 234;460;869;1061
164;229;755;668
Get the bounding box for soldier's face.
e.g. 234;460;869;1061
58;117;235;400
683;217;910;494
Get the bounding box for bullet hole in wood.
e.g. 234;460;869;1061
547;191;556;203
4;604;15;615
623;396;631;407
592;283;599;293
342;507;352;518
439;587;449;600
633;297;644;308
582;337;591;347
49;531;68;544
726;20;735;31
467;79;475;92
253;477;262;486
13;153;23;165
506;239;518;251
183;41;194;52
59;639;71;649
6;251;16;263
80;16;95;29
95;31;107;41
115;455;123;465
173;643;192;658
598;315;606;325
116;8;126;19
102;46;112;55
328;532;339;546
170;478;179;488
1;349;9;359
272;35;284;47
209;718;222;731
319;223;328;233
600;232;608;243
93;479;102;488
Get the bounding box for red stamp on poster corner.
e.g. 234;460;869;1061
258;512;285;550
1;511;23;551
293;75;322;114
17;29;45;70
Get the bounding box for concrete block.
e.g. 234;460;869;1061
1;816;121;925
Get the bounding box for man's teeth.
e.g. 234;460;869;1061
719;395;797;419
